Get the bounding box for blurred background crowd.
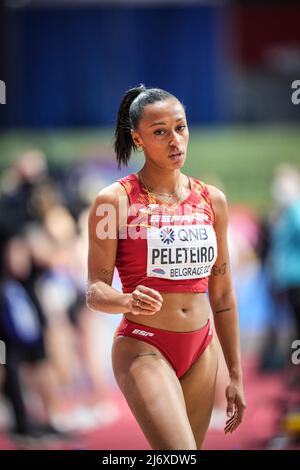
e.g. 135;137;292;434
0;0;299;450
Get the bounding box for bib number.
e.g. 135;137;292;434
147;224;217;280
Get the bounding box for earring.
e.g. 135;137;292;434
136;145;143;152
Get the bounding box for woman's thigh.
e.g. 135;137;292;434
179;339;218;449
111;335;197;450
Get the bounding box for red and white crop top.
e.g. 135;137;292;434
115;173;217;293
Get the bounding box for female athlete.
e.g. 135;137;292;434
86;85;246;450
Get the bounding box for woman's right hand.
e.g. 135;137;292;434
129;285;163;315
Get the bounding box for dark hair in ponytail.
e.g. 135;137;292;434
114;84;175;168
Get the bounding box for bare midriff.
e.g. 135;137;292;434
124;291;210;332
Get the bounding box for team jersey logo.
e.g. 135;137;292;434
138;204;160;215
152;268;166;275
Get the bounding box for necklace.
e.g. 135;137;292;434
138;171;184;204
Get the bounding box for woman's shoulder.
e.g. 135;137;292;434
92;177;130;205
205;184;228;223
88;179;129;221
205;184;227;206
190;175;227;209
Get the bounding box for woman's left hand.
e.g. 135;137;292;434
224;378;246;434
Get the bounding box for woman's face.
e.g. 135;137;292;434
132;98;189;170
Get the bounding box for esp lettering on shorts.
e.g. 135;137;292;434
132;329;154;337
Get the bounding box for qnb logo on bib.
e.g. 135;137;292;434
147;224;218;280
160;228;175;244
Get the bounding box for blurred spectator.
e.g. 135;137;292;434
256;165;300;374
0;234;61;439
0;150;120;441
0;150;48;233
266;164;300;385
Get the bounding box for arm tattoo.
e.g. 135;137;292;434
86;285;97;307
212;262;227;276
215;307;232;314
86;269;114;308
99;268;114;285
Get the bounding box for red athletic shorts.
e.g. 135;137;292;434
114;315;213;379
